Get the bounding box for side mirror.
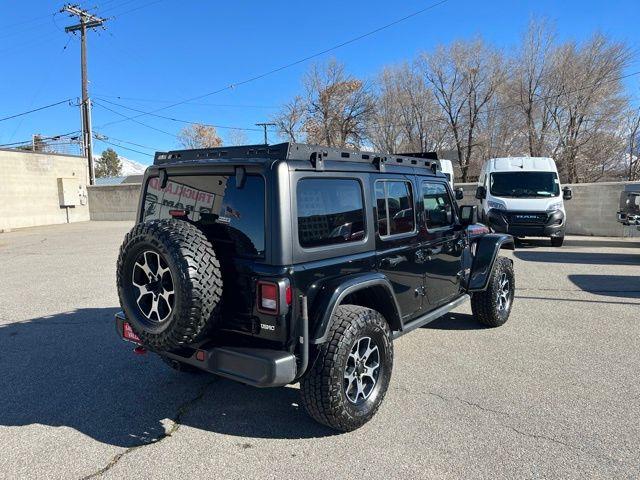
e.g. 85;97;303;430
459;205;478;226
454;187;464;201
563;186;572;200
475;186;486;200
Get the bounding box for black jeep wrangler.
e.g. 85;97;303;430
115;143;515;431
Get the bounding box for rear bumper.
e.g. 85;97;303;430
115;312;297;387
487;209;565;237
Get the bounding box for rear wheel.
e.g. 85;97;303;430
550;236;564;247
300;305;393;432
471;256;514;327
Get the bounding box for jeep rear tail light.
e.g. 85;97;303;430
257;280;291;315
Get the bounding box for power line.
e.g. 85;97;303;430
94;137;154;156
61;3;108;185
94;93;278;108
107;0;168;17
0;98;74;123
94;98;266;131
0;130;81;148
97;0;450;128
93;132;157;150
93;100;179;137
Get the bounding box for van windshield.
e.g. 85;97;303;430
142;174;265;257
490;172;559;198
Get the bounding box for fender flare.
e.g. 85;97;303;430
309;272;401;344
468;233;515;291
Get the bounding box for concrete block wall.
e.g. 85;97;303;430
455;181;640;237
83;179;640;237
87;184;141;221
0;149;90;230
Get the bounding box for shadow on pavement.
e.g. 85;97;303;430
514;250;640;266
513;238;640;249
424;312;489;330
0;308;335;448
563;238;640;249
568;274;640;298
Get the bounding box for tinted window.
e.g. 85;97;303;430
490;172;560;198
375;180;415;237
422;181;454;229
142;174;265;257
297;178;365;248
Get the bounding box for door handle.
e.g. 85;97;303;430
381;255;405;268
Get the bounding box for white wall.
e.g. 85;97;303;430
0;149;90;230
87;184;141;221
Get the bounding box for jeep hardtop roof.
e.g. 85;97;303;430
153;142;443;176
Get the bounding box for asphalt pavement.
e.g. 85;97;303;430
0;222;638;479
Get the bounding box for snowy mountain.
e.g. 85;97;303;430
93;154;148;176
120;156;148;175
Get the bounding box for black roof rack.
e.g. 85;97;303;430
154;142;440;173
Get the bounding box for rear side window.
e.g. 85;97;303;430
422;181;454;229
142;174;265;257
297;178;365;248
375;180;415;237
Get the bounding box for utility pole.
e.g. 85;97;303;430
61;4;106;185
255;122;276;145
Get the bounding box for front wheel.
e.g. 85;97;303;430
300;305;393;432
550;236;564;247
471;256;515;327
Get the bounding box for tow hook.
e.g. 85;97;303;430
133;345;147;355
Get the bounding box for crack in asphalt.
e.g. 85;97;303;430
395;386;634;468
80;379;215;480
393;386;510;416
503;424;633;468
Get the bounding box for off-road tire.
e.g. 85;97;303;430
116;219;223;351
471;256;514;327
550;236;564;247
160;355;202;373
300;305;393;432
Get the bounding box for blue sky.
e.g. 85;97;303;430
1;0;639;165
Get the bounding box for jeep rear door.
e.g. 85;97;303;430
374;177;424;320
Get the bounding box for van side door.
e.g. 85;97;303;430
418;179;465;307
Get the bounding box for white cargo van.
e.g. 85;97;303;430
439;159;455;190
475;157;572;247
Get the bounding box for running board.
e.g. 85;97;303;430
392;294;470;339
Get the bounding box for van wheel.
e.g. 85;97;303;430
300;305;393;432
471;256;514;327
550;236;564;247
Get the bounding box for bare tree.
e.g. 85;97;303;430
421;39;506;181
624;107;640;180
227;129;248;146
273;95;306;143
177;123;222;149
303;59;374;148
545;34;631;182
367;67;405;153
511;19;558;157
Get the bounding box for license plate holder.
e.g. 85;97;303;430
122;321;142;344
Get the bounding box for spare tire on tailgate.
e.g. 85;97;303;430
116;218;223;351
